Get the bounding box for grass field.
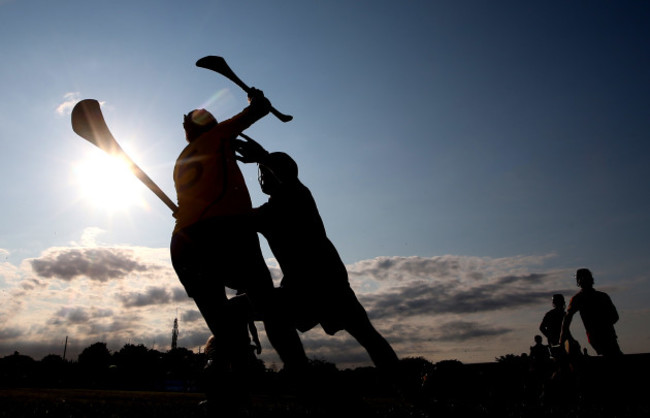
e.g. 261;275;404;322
0;389;206;418
3;355;650;417
2;383;649;418
0;388;418;417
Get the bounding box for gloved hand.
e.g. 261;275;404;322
247;87;271;115
234;135;269;164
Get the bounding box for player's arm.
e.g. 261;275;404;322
559;310;574;343
539;321;548;338
608;295;620;324
234;135;269;164
218;88;271;137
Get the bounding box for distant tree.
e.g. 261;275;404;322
0;351;37;386
308;357;338;373
114;343;152;366
78;342;112;370
41;353;65;364
400;356;436;374
38;354;68;386
112;344;163;389
496;353;527;365
163;346;203;383
77;342;112;387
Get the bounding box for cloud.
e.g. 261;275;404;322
117;286;187;308
30;247;153;282
434;320;511;342
53;307;90;324
181;309;203;323
349;255;462;282
56;92;81;116
349;255;572;320
0;249;19;283
50;307;115;326
0;327;23;340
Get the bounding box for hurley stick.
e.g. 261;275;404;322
71;99;178;213
196;56;293;123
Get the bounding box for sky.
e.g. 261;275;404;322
1;0;649;369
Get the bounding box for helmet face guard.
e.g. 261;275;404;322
258;165;275;193
257;152;298;193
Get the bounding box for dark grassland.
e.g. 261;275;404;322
2;354;649;417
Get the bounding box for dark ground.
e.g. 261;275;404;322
2;354;649;417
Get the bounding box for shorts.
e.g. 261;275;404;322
170;215;272;298
276;282;368;335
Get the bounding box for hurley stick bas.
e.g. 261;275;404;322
71;99;178;213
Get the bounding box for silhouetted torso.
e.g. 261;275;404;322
252;179;353;334
173;123;252;234
567;288;619;353
254;181;348;291
540;307;565;346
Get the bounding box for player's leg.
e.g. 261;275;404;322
225;222;309;373
341;292;399;371
263;288;309;373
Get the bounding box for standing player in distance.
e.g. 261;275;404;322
235;136;400;375
539;293;582;359
170;89;308;401
560;268;623;357
540;294;566;347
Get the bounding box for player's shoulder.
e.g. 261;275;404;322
567;291;583;307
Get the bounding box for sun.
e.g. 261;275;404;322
73;151;149;212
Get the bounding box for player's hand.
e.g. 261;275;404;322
234;136;269;164
248;87;271;114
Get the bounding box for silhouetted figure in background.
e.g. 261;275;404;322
530;335;550;364
540;293;573;359
235;136;400;378
528;335;551;399
560;270;625;407
561;268;622;357
170;90;307;407
540;294;565;347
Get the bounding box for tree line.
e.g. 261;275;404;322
0;342;468;400
2;343;650;417
0;343;207;391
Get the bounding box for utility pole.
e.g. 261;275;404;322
63;336;68;361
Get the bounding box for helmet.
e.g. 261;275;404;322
258;152;298;194
183;109;217;142
262;152;298;180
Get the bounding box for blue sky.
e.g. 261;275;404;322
1;0;649;368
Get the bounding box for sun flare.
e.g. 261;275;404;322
73;151;148;212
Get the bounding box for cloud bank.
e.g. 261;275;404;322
0;231;576;367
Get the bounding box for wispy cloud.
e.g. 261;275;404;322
56;92;81;116
349;255;572;319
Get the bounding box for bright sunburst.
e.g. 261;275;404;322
73;151;148;212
